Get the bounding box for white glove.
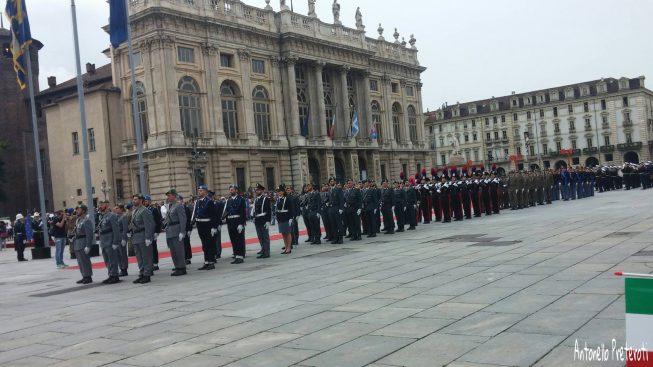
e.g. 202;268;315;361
414;204;418;209
392;206;395;211
121;240;126;247
316;213;321;219
374;209;377;214
338;209;343;215
126;233;132;238
178;233;185;241
356;209;361;216
437;190;441;193
112;244;118;250
288;219;294;226
145;239;152;247
51;236;55;242
237;225;244;234
84;247;90;255
210;228;217;237
264;222;270;230
187;231;192;236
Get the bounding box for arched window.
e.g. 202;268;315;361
178;76;201;138
371;100;382;140
392;102;402;142
252;86;271;140
221;81;240;139
130;81;148;142
323;70;334;137
407;105;417;143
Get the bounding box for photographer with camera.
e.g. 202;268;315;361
50;210;69;268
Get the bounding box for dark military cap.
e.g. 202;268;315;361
165;188;178;196
132;193;145;200
255;183;265;191
99;199;110;204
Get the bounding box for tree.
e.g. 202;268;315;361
0;142;6;202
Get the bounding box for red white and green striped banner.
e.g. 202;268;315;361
625;277;653;367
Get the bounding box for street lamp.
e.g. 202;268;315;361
100;179;111;201
189;137;208;189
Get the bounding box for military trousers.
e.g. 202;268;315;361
255;224;270;256
227;221;246;259
328;207;343;238
394;205;405;230
133;242;153;276
309;211;321;241
117;243;129;271
345;209;361;237
101;245;120;277
166;236;186;270
75;248;93;278
197;222;216;263
406;204;417;228
381;206;394;232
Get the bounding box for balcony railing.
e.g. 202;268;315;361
569;128;576;133
582;147;598;154
617;142;642;151
554;130;561;135
600;145;615;153
623;119;633;127
602;123;610;129
584;125;592;131
540;131;547;137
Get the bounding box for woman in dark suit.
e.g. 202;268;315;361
275;185;295;254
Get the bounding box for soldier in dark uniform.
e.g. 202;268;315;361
450;170;463;221
97;200;121;284
490;172;501;214
419;176;431;224
480;172;492;215
13;214;27;262
299;185;311;243
223;185;247;264
380;179;395;234
328;178;344;244
113;204;129;276
252;183;272;258
373;181;382;234
143;195;161;271
439;175;452;223
405;178;418;230
213;193;225;260
276;184;296;254
394;181;407;232
320;184;331;240
286;186;301;247
307;183;322;244
460;171;472;219
430;172;442;222
344;179;362;241
181;196;193;264
192;185;219;270
361;180;376;237
469;169;482;216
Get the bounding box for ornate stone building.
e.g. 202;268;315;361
108;0;427;199
426;77;653;173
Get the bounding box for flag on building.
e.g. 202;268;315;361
370;122;378;140
351;111;359;138
5;0;32;90
329;106;336;140
109;0;129;48
301;109;310;137
625;277;653;366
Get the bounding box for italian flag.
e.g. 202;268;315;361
625;277;653;367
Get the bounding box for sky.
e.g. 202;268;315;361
11;0;653;112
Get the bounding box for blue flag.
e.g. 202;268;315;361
109;0;128;48
351;111;359;138
24;215;33;242
370;122;378;140
301;109;310;137
5;0;32;90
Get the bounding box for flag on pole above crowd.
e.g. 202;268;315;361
109;0;128;48
329;105;336;140
369;122;378;140
351;111;359;139
5;0;32;90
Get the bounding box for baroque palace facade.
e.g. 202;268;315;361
425;77;653;173
107;0;427;199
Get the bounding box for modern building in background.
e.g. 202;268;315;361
425;77;653;173
0;27;50;215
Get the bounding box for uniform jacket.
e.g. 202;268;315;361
164;202;187;239
328;186;344;210
223;195;247;226
73;215;94;250
252;194;272;225
344;188;362;211
193;196;219;228
129;205;155;244
275;195;296;222
97;211;121;248
307;191;321;212
381;188;395;207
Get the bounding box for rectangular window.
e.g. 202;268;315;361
504;148;509;158
501;115;505;123
569;121;575;131
527;111;531;120
405;86;414;96
76;188;82;196
265;167;275;191
473;133;477;142
487;150;493;161
623;96;629;107
463;122;468;129
39;149;46;177
177;47;195;63
441;154;446;166
539;109;544;118
236;167;246;192
471;119;476;128
251;59;265;74
513;113;518;121
486;132;491;141
568;104;573;113
88;128;96;152
502;130;507;139
583;102;589;113
571;140;577;150
626;133;632;143
553;107;558;117
494;131;499;140
402;163;408;176
116;179;124;199
473;150;479;161
601;99;606;110
602;116;608;125
584;118;591;128
514;128;519;137
556;141;562;151
493;116;497;124
381;164;387;181
587;138;593;148
530;145;535;156
438;125;442;133
517;146;522;155
605;153;613;162
220;53;233;67
554;123;560;132
604;136;610;146
391;83;399;94
542;143;548;154
485;118;489;126
464;134;469;142
370;79;378;91
72;132;79;155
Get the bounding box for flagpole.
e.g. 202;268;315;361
24;44;49;245
70;0;95;225
124;0;146;194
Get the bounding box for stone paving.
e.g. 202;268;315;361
0;189;652;367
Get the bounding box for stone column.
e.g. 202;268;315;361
400;79;410;145
326;150;336;178
350;152;360;181
416;81;425;145
381;75;394;142
201;43;221;138
238;49;256;139
269;56;285;139
161;36;183;144
284;55;300;136
313;61;327;138
361;71;372;142
338;65;350;139
139;40;156;138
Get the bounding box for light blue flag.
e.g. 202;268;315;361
351;111;359;138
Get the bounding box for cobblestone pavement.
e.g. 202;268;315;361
0;189;651;367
